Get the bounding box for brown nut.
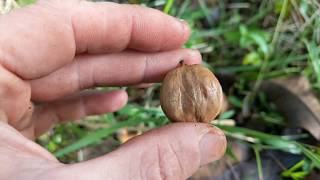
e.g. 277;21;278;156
160;64;223;123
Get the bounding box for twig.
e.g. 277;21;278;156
198;0;213;27
253;146;264;180
288;0;320;50
1;0;19;14
0;2;3;14
291;9;320;42
4;0;12;13
312;0;320;9
242;0;289;117
226;160;241;180
267;151;287;171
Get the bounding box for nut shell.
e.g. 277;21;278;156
160;64;223;123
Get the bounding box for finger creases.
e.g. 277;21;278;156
72;1;190;53
33;90;128;137
30;49;201;101
53;123;226;180
0;65;32;130
0;0;189;80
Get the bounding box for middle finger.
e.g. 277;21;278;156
30;49;201;101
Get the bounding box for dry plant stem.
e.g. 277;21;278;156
0;0;18;14
242;0;289;117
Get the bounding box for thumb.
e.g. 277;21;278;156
52;123;226;179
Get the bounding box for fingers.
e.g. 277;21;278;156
49;123;226;179
72;1;190;53
0;121;58;162
0;65;32;129
135;83;154;88
30;49;201;101
33;90;128;137
0;0;189;79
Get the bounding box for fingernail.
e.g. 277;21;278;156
174;18;189;36
190;49;202;63
181;49;201;65
199;127;226;166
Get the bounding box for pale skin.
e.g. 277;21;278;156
0;0;227;179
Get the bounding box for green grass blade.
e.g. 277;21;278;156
291;171;309;179
192;29;232;39
217;125;301;154
248;33;269;56
177;0;190;18
55;118;154;158
219;110;235;119
297;144;320;168
242;0;289;116
163;0;175;14
305;40;320;86
197;0;212;26
226;144;239;162
17;0;36;6
218;125;320;169
253;146;264;180
282;160;305;177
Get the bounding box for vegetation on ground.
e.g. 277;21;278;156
4;0;320;179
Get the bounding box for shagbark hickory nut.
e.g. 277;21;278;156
160;64;223;123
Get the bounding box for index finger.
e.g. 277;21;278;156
0;1;190;79
72;1;191;53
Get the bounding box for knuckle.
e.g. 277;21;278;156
136;130;186;180
145;141;184;180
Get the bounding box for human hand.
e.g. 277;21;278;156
0;0;226;179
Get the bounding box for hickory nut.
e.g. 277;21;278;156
160;63;223;123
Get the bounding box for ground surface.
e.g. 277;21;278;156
3;0;320;179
